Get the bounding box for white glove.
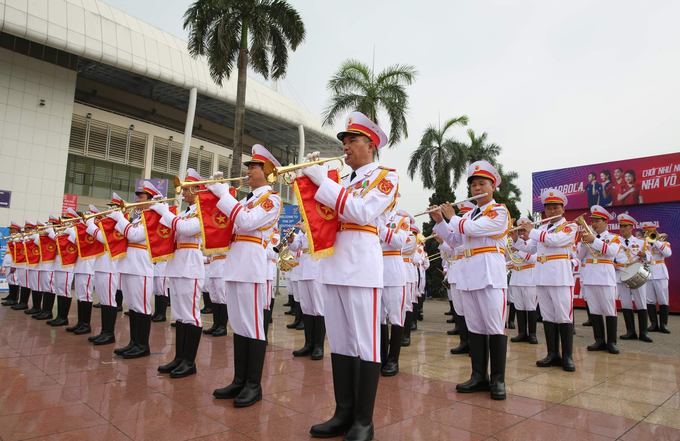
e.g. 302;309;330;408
213;171;224;180
107;210;125;222
45;227;54;235
304;151;321;163
207;182;230;198
149;202;170;216
301;164;328;186
85;217;95;228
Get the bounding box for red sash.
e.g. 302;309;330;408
25;240;41;266
142;206;178;263
75;223;106;261
39;236;58;264
56;235;78;267
98;218;128;261
293;170;341;260
196;188;236;255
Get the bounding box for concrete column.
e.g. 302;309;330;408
179;87;198;179
142;132;153;179
297;124;305;170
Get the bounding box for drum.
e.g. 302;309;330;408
620;262;651;289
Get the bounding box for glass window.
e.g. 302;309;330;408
64;154;142;202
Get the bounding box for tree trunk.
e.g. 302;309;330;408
231;27;249;181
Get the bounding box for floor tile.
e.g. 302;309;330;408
422;402;525;436
236;413;324;440
114;407;229;440
0;403;109;441
49;369;127;388
27;424;131;441
374;388;453;416
0;374;63;396
263;386;336;413
0;388;81;416
493;418;614;441
585;382;676;406
644;406;680;430
619;421;680;440
562;392;657;420
531;404;637;438
196;399;298;430
460;393;555;418
374;416;485;441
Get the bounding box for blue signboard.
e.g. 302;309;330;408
135;179;169;198
0;190;11;209
278;204;301;234
0;227;9;292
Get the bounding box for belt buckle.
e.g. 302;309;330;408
538;255;547;264
463;249;472;258
592;259;598;264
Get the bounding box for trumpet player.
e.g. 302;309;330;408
642;222;672;334
401;224;418;345
263;228;280;339
508;218;538;345
577;205;622;354
45;217;76;326
516;189;577;371
615;214;652;342
209;145;282;408
151;169;205;378
431;161;509;401
24;221;43;317
1;222;21;307
11;221;33;311
64;208;97;336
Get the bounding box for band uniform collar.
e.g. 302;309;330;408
349;162;379;185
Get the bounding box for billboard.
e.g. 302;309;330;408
0;228;9;292
62;194;78;216
533;154;679;312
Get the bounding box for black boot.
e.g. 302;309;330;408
659;305;671;334
283;295;293;307
345;360;381;440
50;296;71;327
402;311;413;346
152;295;168;322
2;285;19;306
203;303;220;335
620;309;637;340
286;301;302;328
647;304;659;332
234;338;267;407
284;295;295;315
536;304;543;322
200;292;212;314
445;300;454;316
90;304;107;342
411;303;418;330
606;316;619;354
170;324;202;378
24;290;43;314
11;287;31;310
114;310;137;354
93;306;117;345
527;310;539;344
74;301;92;335
511;310;528;343
582;302;592;326
507;303;516;329
213;304;228;337
263;307;272;342
537;322;562;367
115;290;123;312
35;292;55;320
587;315;608;351
380;324;389;368
293;314;314;356
382;325;404;377
417;296;424;321
447;307;460;333
66;301;83;332
311;316;326;361
559;323;575;372
489;335;507;400
123;313;151;359
456;332;490;393
159;322;186;373
310;354;360;438
637;309;653;342
268;298;275;323
450;315;470;354
93;302;101;308
214;333;249;399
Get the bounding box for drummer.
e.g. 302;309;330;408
614;214;652;343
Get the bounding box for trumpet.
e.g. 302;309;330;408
274;226;298;253
174;176;246;194
573;213;604;257
82;198;180;221
263;155;346;185
2;234;23;240
645;229;668;244
509;215;564;232
416;233;437;244
413;194;488;217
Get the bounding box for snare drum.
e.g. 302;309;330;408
620;262;651;289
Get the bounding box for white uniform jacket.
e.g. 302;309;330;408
514;218;577;287
614;236;651;283
649;240;672;280
114;216;154;277
160;204;204;280
402;234;418;283
289;232;318;281
434;200;509;291
86;222;118;274
216;185;282;283
313;162;398;288
508;239;537;287
380;214;409;287
576;230;621;286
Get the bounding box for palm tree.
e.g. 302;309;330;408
495;163;522;205
406;116;469;190
322;59;418;147
464;129;502;165
183;0;306;178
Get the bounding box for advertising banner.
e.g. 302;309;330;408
275;205;302;288
62;194;78;216
0;190;11;209
0;227;8;292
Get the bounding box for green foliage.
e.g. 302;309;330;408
423;178;458;299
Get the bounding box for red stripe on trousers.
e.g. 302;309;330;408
108;274;112;305
192;279;199;326
49;272;53;293
143;277;147;314
255;284;260;340
373;288;378;362
400;286;406;327
85;275;91;302
569;286;574;320
65;275;70;298
266;280;271;310
502;289;506;335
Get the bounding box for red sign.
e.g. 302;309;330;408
62;194;78;216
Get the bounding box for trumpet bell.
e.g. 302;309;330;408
173;176;182;194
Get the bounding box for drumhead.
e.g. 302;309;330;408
621;262;643;282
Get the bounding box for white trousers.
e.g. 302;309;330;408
121;274;152;315
582;285;617;316
450;285;464;316
536;286;572;323
27;269;40;291
206;276;227;304
94;272;120;307
462;287;506;335
646;279;669;306
298;280;325;316
6;270;17;286
226;281;266;341
266;279;274;309
511;286;538;311
74;273;94;302
323;285;382;362
406;282;416;309
39;271;54;294
168;277;203;327
290;280;299;302
153;276;168;297
506;285;515;304
15;267;27;287
381;285;407;326
617;283;646;310
53;271;73;298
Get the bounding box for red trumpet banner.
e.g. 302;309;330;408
39;236;57;264
14;241;26;264
7;242;16;262
74;223;106;261
99;218;128;261
56;234;78;267
196;188;236;255
24;240;41;266
293;170;341;260
142;206;178;263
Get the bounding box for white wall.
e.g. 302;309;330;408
0;48;76;227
